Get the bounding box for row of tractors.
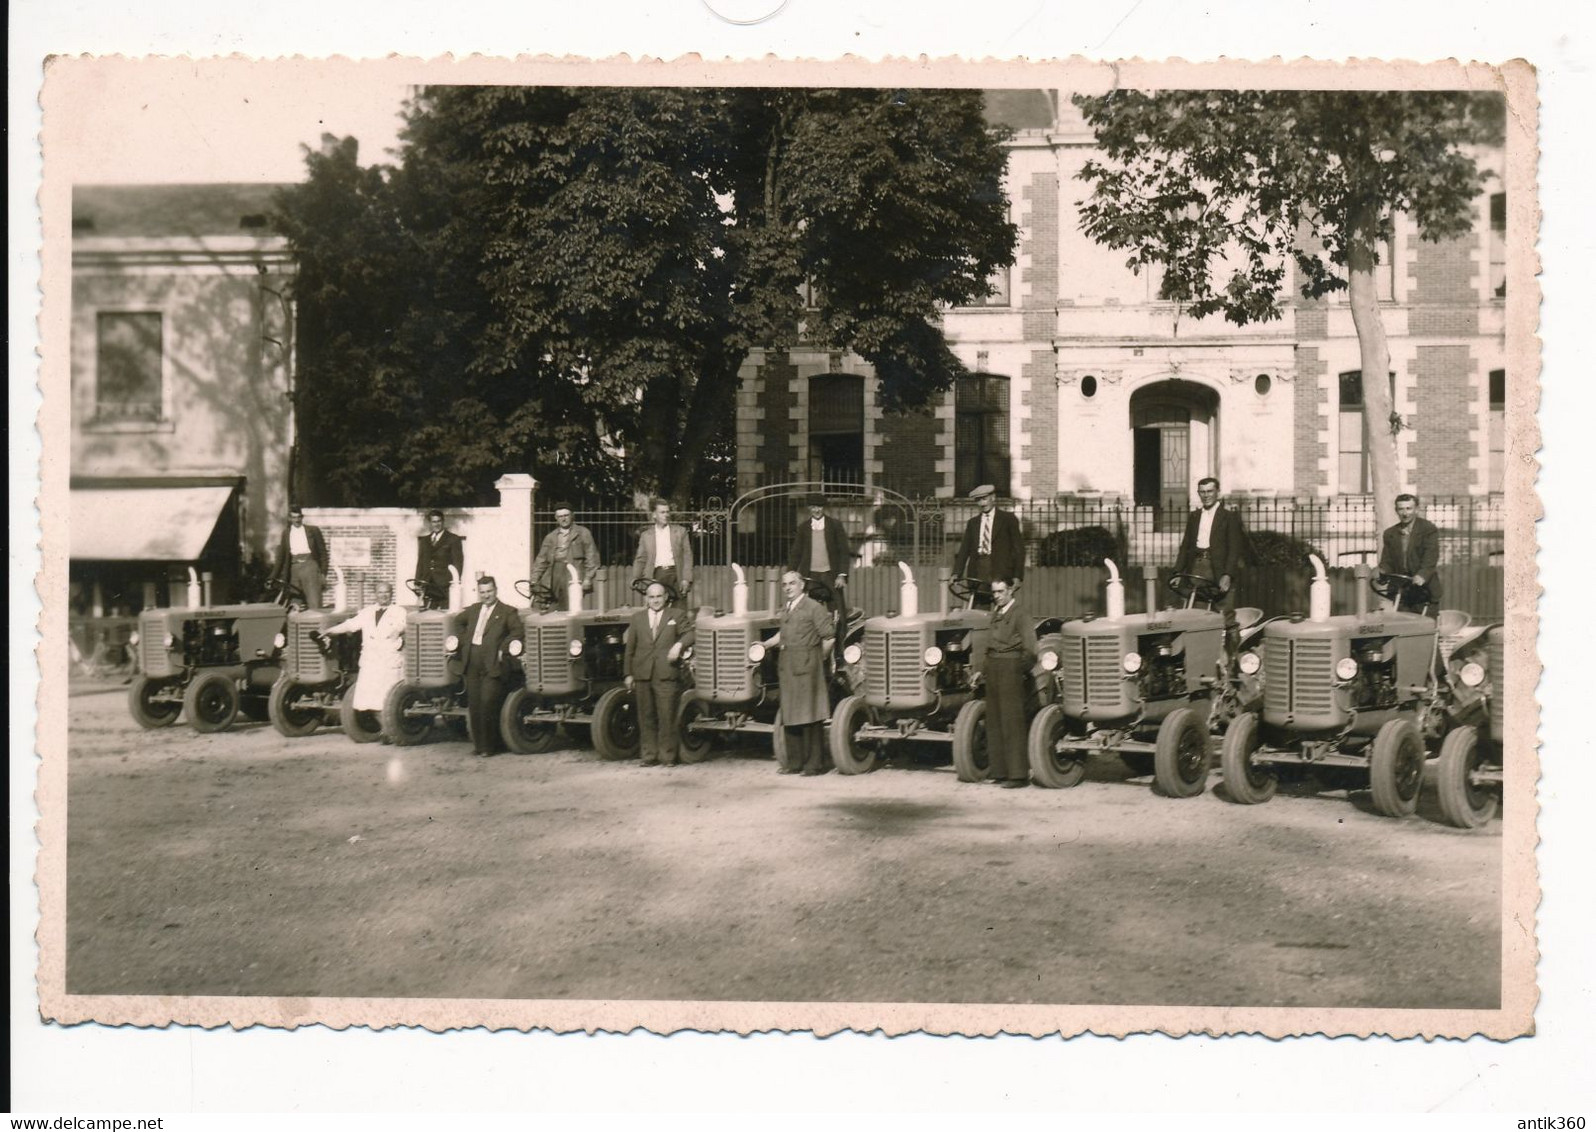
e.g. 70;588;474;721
121;555;1506;830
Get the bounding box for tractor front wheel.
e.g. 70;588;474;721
184;671;241;734
268;678;323;738
1028;704;1087;789
1436;725;1498;828
340;689;384;744
827;694;878;775
127;675;182;729
1153;707;1211;799
951;699;991;783
1370;717;1425;819
381;683;433;746
1219;712;1276;804
676;691;714;764
592;686;640;761
500;688;558;754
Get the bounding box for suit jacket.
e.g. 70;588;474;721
775;594;833;726
632;523;694;585
274;524;328;578
532;523;600;587
416;529;465;588
1174;505;1248;580
1379;517;1443;599
624;607;694;682
456;600;522;680
952;508;1025;584
787;515;855;578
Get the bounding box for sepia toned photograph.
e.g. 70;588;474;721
33;55;1537;1042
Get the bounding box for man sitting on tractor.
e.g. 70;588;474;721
1378;493;1442;613
1172;477;1249;653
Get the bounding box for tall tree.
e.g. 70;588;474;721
1072;89;1503;528
275;87;1016;506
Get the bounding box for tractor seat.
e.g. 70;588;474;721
1234;607;1264;632
1436;609;1472;636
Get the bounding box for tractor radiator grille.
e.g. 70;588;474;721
520;624;571;687
404;621;447;682
1061;633;1125;709
291;621;332;682
710;626;751;698
1264;637;1336;717
138;610;173;676
1488;631;1504;741
863;627;923;703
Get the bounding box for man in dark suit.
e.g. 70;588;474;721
768;570;836;776
632;498;694;607
1173;477;1249;650
1378;493;1443;612
623;582;695;767
787;493;855;623
416;509;465;610
456;576;522;757
952;484;1024;608
983;578;1041;789
273;505;328;610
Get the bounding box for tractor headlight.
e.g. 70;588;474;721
842;643;862;666
1039;650;1059;672
1459;661;1485;688
1238;651;1261;676
444;634;461;653
163;632;176;649
507;638;524;657
747;642;766;663
1334;657;1359;681
1122;652;1143;674
568;638;584;657
273;631;287;650
923;645;944;667
127;631;140;646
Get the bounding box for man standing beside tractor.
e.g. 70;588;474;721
1379;493;1443;612
273;505;328;610
458;576;522;758
983;577;1040;789
952;484;1024;608
320;581;407;729
416;509;465;611
1173;477;1249;652
787;493;855;626
623;582;694;767
633;498;694;607
532;503;599;609
767;570;836;776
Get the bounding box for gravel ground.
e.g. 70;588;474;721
65;689;1502;1007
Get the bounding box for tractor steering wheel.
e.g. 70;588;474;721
516;579;557;606
1371;571;1421;602
632;577;681;603
264;578;307;608
1167;572;1224;605
948;575;991;603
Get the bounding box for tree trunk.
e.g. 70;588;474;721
665;345;748;502
1345;223;1400;532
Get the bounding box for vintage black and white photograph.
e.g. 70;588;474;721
34;56;1537;1040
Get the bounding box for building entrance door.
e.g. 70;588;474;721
1130;379;1217;534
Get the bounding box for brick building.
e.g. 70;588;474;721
734;90;1509;514
68;184;297;614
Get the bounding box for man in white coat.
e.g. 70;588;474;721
321;582;407;719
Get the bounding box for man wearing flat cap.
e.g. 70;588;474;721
952;484;1024;608
786;493;855;627
532;503;599;609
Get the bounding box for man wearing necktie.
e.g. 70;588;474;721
952;484;1024;608
415;509;465;611
1173;478;1248;651
456;576;521;757
982;578;1040;788
624;582;694;767
767;570;836;775
1378;493;1442;612
320;581;406;722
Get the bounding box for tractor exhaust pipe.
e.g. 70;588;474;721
1104;559;1126;621
1308;554;1331;622
186;566;203;609
595;569;607;614
898;561;919;617
1353;563;1371;616
331;566;348;611
567;576;585;612
448;565;463;612
731;563;749;615
1144;576;1159;615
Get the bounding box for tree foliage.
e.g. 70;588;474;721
1071;89;1504;527
274;88;1016;506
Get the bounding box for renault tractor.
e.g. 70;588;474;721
380;581;523;745
676;565;865;769
497;573;650;760
1219;558;1481;819
1026;560;1260;798
126;573;292;733
266;571;362;739
1432;616;1505;828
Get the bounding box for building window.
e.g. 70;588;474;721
95;312;163;421
1338;370;1395;495
1488;369;1506;492
1337;235;1395;303
1254;373;1273;397
808;373;865;485
1080;374;1098;399
1490;192;1507;299
955;373;1011;496
970;265;1011;307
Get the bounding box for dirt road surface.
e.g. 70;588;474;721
64;689;1502;1008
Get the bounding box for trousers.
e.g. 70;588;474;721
635;678;680;765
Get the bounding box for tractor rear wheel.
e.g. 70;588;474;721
1153;707;1211;798
340;690;384;743
381;683;433;746
1436;725;1498;829
268;678;323;738
1028;704;1087;789
951;699;991;783
827;694;878;775
676;691;713;763
500;688;558;754
592;686;640;761
1370;717;1425;818
184;671;240;734
127;675;182;729
1219;712;1277;804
